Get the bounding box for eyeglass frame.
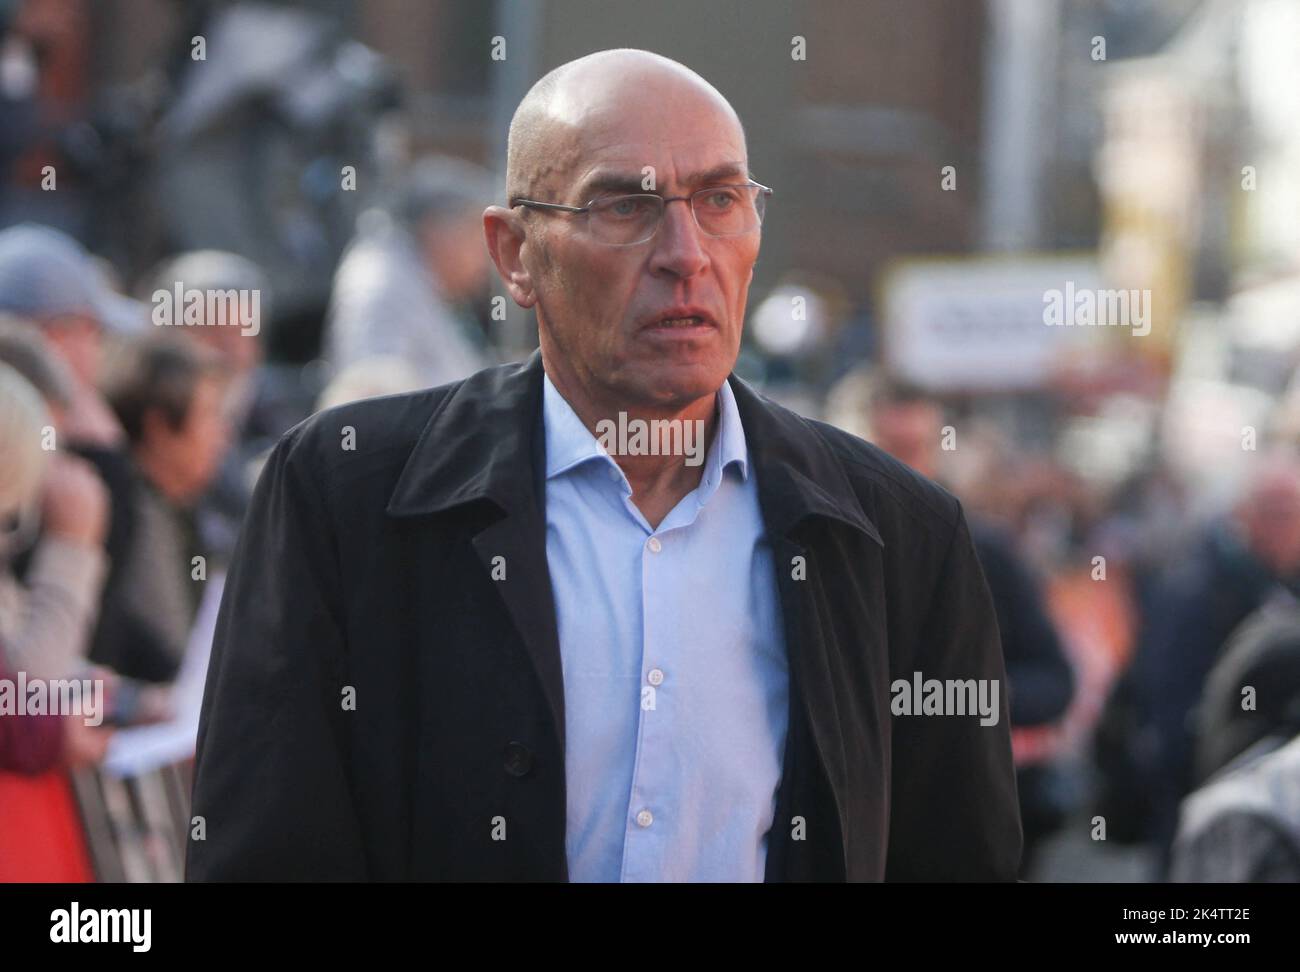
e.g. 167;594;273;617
508;180;774;246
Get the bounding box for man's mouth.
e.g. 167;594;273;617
644;307;716;331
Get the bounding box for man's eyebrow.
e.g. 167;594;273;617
684;162;751;188
577;172;648;199
576;162;751;200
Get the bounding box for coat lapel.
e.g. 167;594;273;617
728;373;885;881
385;350;566;753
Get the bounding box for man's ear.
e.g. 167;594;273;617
483;206;537;309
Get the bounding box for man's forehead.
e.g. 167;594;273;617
566;113;748;193
520;63;748;199
572;157;750;198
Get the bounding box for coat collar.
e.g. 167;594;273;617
386;347;883;548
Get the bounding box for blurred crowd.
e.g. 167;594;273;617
823;368;1300;880
0;151;503;878
2;0;1300;884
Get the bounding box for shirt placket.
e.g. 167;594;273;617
619;525;674;882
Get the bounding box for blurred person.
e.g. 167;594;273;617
0;321;172;729
0;225;149;675
0;354;108;681
0;0;93;231
189;49;1020;882
314;354;424;412
1194;592;1300;784
146;249;284;556
95;337;232;684
0;223;145;447
0;312;75;422
145;250;265;416
0;364;112;773
827;365;1076;873
0;629;111;883
0;646;66;775
323;155;499;389
1130;451;1300;874
1170;595;1300;881
252;355;429;495
0;355;110;885
0;645;113;776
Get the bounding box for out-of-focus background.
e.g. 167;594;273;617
2;0;1300;883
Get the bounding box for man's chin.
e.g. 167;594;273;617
637;364;731;409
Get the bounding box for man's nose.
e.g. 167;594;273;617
649;198;709;278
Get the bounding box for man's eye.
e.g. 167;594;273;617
702;189;738;210
607;197;650;218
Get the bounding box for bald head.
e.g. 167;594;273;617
505;49;745;204
484;48;762;421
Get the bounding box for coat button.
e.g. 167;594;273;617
503;741;533;777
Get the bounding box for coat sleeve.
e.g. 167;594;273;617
2;537;108;680
186;427;368;880
885;503;1024;880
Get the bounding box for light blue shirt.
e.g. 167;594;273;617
542;371;790;882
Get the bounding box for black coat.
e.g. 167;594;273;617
186;351;1021;881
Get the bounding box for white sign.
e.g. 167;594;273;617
882;257;1102;391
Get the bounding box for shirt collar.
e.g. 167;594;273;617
542;370;749;485
386;349;882;547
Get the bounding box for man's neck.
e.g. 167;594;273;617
544;364;720;531
615;401;719;530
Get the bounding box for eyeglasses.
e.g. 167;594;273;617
510;181;773;246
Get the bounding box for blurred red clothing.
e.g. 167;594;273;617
0;648;94;881
0;659;63;774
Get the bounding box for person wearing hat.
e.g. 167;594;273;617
0;223;147;448
0;224;150;688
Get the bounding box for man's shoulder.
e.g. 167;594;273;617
794;409;964;545
273;379;464;498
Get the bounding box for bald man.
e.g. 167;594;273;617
188;50;1021;882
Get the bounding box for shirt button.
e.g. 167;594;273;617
607;466;621;482
636;809;654;828
502;741;533;778
646;536;662;553
647;668;664;686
